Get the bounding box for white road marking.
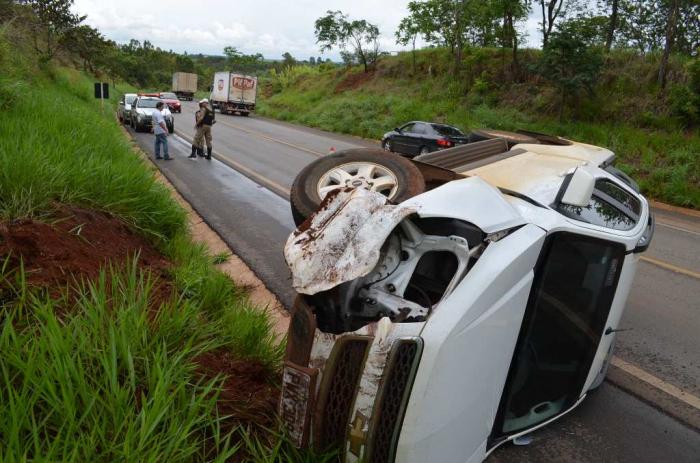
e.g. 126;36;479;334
174;130;291;198
611;356;700;411
640;256;700;280
655;220;700;237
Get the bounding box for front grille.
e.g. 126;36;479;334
315;337;370;453
366;339;423;463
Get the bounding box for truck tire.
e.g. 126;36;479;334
469;129;538;148
290;149;425;226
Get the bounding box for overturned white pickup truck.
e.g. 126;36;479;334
280;131;654;463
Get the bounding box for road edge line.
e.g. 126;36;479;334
606;357;700;432
650;200;700;219
639;256;700;280
174;130;291;198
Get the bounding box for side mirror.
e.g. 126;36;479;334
394;127;402;133
561;168;595;207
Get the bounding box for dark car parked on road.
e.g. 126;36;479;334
382;121;469;157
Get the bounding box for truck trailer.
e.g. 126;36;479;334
210;71;257;116
172;72;197;101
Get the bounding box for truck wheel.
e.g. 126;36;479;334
469;129;538;147
290;149;425;226
242;112;250;117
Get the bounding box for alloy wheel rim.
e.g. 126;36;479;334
317;162;399;200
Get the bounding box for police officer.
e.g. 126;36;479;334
189;98;215;160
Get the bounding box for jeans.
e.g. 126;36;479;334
154;133;169;159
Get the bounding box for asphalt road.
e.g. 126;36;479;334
128;102;700;462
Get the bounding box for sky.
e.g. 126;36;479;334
72;0;544;60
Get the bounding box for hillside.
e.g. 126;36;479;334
258;47;700;209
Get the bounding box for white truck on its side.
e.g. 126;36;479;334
210;71;257;116
172;72;198;101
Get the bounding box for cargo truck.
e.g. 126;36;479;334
171;72;197;101
210;71;257;116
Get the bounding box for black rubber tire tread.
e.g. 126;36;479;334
290;149;426;226
470;129;538;147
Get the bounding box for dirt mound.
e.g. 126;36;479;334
195;349;280;428
0;207;171;293
334;70;375;93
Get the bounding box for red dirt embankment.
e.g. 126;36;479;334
0;206;170;290
0;206;279;429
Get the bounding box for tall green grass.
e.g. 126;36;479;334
0;263;238;461
258;50;700;208
0;26;312;460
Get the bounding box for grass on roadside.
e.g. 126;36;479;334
0;26;331;460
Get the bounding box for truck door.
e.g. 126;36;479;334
489;232;625;448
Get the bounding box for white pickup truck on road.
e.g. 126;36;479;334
279;131;654;463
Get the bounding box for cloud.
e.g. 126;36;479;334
73;0;545;59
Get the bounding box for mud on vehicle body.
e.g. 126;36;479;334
279;130;654;463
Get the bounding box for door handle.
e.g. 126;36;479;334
605;327;631;335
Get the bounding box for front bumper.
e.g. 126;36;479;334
280;298;423;462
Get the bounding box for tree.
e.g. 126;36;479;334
658;0;680;88
604;0;620;51
538;21;604;120
617;0;665;53
540;0;566;46
60;24;109;74
19;0;85;61
281;51;296;67
309;56;316;65
223;46;265;72
314;10;380;72
398;0;525;75
396;14;420;73
493;0;530;72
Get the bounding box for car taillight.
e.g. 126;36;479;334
437;138;453;148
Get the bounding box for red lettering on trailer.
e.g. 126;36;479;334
231;76;256;90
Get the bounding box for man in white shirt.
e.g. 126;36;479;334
153;101;171;160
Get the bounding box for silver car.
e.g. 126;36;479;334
117;93;137;124
129;97;174;133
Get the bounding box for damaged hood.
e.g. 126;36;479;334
285;188;417;294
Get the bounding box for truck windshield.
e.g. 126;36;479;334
125;95;136;104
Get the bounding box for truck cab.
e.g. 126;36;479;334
280;136;653;462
